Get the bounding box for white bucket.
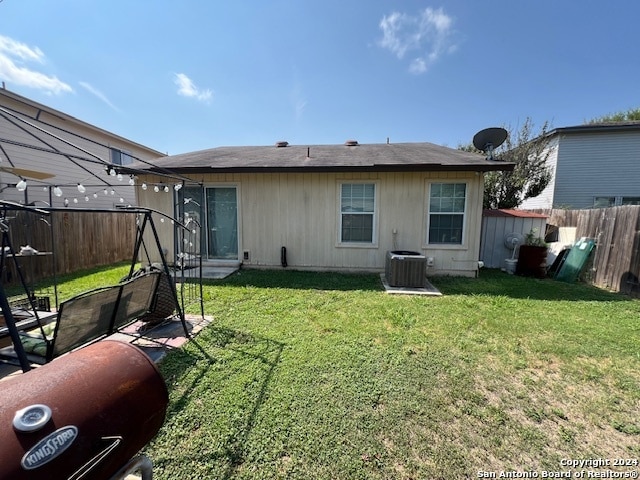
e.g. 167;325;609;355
505;259;518;275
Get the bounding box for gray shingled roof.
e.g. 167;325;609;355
549;121;640;136
135;141;515;174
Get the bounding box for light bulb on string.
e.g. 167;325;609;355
119;197;124;203
93;192;98;199
77;183;86;194
109;168;117;177
154;185;160;193
174;183;182;191
85;196;90;202
129;176;135;186
16;179;27;192
164;185;169;193
141;182;147;190
117;173;123;182
73;198;78;204
53;186;63;197
104;189;108;195
110;189;115;196
64;198;69;206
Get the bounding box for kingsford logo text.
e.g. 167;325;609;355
21;426;78;470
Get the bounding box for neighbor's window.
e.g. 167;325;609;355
110;147;133;166
340;183;375;243
621;197;640;206
593;197;615;208
428;183;466;244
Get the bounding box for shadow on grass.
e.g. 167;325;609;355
203;268;384;292
432;268;633;302
155;326;285;479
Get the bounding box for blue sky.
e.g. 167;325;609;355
1;0;638;155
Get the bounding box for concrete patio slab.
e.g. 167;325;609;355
380;274;442;296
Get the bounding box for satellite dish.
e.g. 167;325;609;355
473;127;508;160
504;232;524;260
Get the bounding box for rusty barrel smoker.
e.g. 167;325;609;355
0;340;169;480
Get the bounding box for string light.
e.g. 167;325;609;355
16;179;27;192
154;185;160;193
64;198;69;206
53;186;63;197
163;185;169;193
77;183;86;193
73;198;78;204
93;193;98;199
117;173;123;182
85;196;90;202
141;182;147;190
174;183;183;191
129;176;135;186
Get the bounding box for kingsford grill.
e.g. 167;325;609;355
0;340;169;480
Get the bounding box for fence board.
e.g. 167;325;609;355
529;206;640;296
2;210;137;287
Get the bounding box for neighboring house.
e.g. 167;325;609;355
520;122;640;209
0;87;165;209
134;141;514;277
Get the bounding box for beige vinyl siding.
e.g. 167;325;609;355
138;170;485;277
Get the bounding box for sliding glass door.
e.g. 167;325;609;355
206;187;238;260
177;186;238;261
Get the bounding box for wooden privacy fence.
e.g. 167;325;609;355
531;206;640;296
2;209;137;287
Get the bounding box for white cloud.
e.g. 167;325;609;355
0;35;72;94
79;81;119;111
174;73;213;104
378;7;457;74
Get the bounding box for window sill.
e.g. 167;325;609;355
336;242;379;249
422;243;467;251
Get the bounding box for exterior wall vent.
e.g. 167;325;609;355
275;141;289;148
344;139;359;146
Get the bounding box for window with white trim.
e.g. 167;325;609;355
110;148;133;166
428;182;466;244
340;183;375;243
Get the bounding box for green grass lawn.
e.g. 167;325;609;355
132;268;640;480
43;266;640;478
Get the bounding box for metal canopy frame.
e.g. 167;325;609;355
0;203;204;372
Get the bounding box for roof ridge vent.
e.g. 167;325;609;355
275;141;289;148
344;139;359;146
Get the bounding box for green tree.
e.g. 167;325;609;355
460;118;553;209
587;107;640;123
